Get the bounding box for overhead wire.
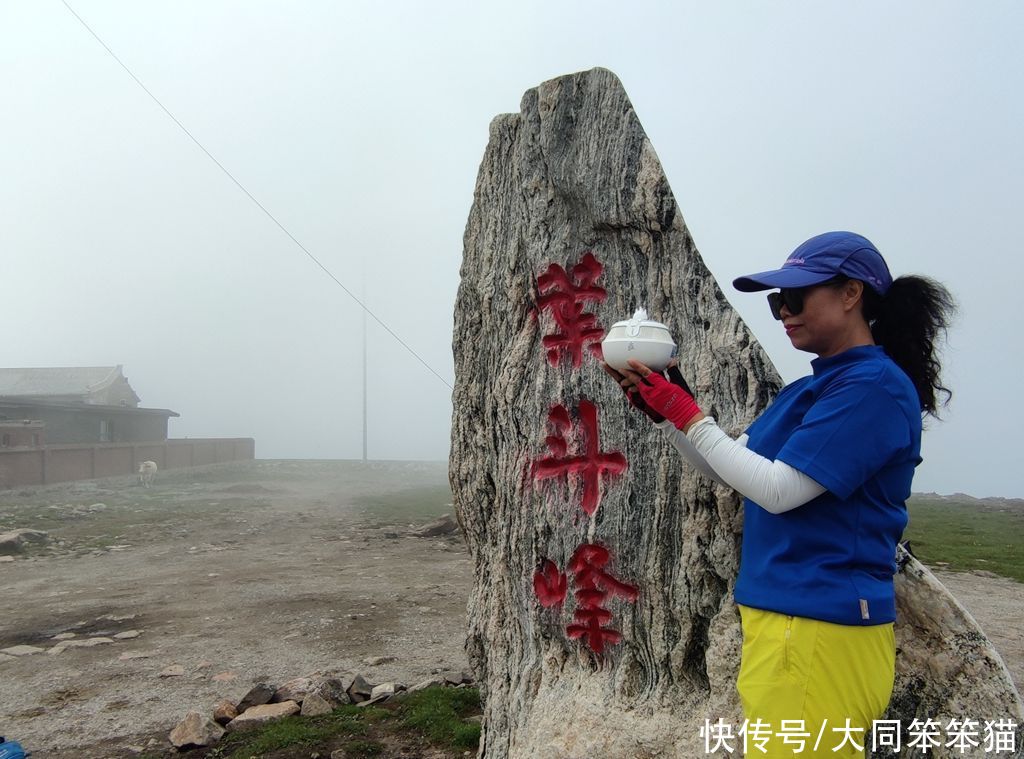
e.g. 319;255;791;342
60;0;454;391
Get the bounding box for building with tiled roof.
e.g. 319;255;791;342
0;366;178;446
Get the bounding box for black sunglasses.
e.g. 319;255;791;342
767;276;846;320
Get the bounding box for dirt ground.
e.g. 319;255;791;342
0;460;471;758
929;568;1024;692
1;461;1020;758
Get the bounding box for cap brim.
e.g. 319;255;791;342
732;267;835;292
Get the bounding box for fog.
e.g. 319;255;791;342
2;1;1021;497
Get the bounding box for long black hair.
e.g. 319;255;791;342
861;276;957;416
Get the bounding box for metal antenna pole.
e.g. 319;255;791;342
362;266;368;464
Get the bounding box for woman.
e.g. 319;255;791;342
605;231;955;758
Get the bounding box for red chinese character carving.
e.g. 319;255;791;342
537;251;607;368
565;543;638;654
568;544;639;603
533;400;627;516
531;546;637;654
533;558;568;608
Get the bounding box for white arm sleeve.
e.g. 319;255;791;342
683;417;827;514
656;419;747;488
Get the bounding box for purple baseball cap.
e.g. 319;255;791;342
732;231;893;295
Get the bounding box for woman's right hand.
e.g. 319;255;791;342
602;360;696;424
602;362;666;422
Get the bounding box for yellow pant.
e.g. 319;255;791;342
736;604;895;758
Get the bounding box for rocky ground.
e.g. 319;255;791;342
0;461;1020;758
0;460;471;757
929;568;1023;691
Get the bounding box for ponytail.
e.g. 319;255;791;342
862;276;956;416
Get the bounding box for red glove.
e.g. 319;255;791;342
625;386;665;423
634;370;702;431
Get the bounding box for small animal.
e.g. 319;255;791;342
138;460;158;488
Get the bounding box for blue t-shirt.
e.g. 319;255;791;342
734;345;922;625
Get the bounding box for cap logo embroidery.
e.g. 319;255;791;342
784;257;805;266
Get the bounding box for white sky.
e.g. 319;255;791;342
2;1;1021;497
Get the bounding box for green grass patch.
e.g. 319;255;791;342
207;706;389;759
211;716;337;758
195;695;482;758
397;686;481;750
905;497;1024;582
342;738;385;756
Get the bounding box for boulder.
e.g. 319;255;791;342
236;682;275;712
272;676;314;704
370;682;396;701
309;677;350;706
409;514;459;537
226;701;300;731
300;692;333;716
443;671;472;686
212;699;238;726
0;529;49;555
346;674;374;704
169;711;224;749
